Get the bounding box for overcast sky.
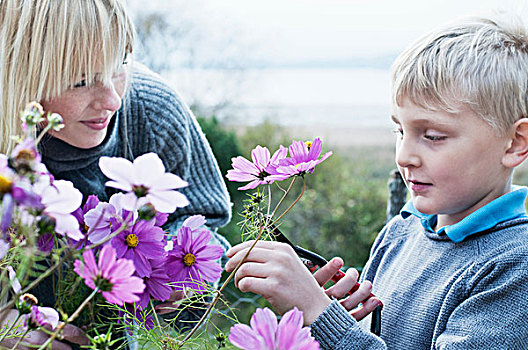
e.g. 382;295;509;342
191;0;528;63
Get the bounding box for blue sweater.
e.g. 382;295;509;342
311;214;528;349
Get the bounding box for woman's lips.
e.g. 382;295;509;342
81;117;110;131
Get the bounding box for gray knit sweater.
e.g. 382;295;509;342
39;64;231;234
311;215;528;349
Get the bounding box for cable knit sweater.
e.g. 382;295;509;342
39;64;231;234
310;215;528;349
35;64;232;308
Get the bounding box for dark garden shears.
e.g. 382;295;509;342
267;223;382;336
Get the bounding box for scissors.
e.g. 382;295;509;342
266;222;382;335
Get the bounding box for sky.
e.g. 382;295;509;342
179;0;528;65
126;0;528;127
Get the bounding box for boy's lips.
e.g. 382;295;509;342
408;179;432;192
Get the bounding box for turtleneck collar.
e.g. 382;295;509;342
39;112;121;173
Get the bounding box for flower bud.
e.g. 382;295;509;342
16;293;38;315
47;113;64;131
138;203;157;221
20;102;45;125
37;215;56;234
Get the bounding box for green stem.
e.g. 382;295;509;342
268;177;297;220
37;287;99;350
273;176;305;224
10;328;29;350
178;225;268;346
33;124;53;147
0;313;21;343
150;300;163;333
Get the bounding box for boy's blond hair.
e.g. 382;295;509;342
0;0;135;153
392;16;528;135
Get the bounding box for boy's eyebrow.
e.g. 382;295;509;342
391;115;399;123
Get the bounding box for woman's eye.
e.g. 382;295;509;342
73;79;87;88
424;134;447;141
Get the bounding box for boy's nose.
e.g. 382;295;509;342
395;139;420;168
92;82;122;112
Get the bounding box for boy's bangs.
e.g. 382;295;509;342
39;0;134;99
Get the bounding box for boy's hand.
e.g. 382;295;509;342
313;257;382;320
226;240;379;325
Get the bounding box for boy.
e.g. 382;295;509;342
226;16;528;349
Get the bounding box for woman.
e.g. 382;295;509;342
0;0;231;348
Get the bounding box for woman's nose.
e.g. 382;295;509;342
92;82;122;112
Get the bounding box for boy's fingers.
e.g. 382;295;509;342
226;240;285;258
324;267;359;298
313;257;344;286
350;297;382;321
225;247;274;271
234;262;272;287
340;280;373;311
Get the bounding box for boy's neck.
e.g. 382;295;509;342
435;182;513;230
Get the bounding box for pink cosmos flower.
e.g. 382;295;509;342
229;307;319;350
111;219;166;277
73;245;145;305
277;138;332;175
226;145;290;190
166;222;223;293
99;153;189;213
33;178;83;240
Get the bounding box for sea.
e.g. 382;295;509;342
165;67;394;129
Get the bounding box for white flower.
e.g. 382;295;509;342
99;153;189;213
33;177;83;240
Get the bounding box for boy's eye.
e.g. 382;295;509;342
73;79;87;88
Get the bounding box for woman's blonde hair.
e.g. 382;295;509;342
0;0;135;153
391;16;528;135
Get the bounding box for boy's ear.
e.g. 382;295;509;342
503;118;528;168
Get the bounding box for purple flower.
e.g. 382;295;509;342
166;225;223;293
111;219;166;277
120;304;155;332
0;193;14;233
99;153;189;213
229;307;319;350
84;202;117;244
277;138;332;175
137;258;173;308
226;145;290;190
73;245;145;305
24;305;60;330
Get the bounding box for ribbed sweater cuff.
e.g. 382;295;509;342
311;300;358;349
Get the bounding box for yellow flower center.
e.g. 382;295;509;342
0;175;12;194
305;141;313;150
183;253;196;266
125;234;139;248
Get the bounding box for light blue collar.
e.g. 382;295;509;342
401;186;528;243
